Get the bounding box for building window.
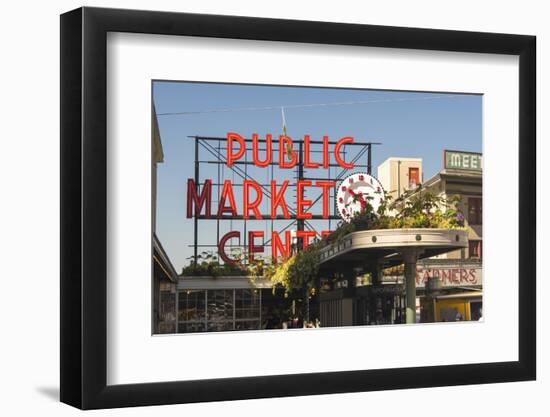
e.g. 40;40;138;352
177;289;262;333
470;301;483;321
178;290;206;332
468;197;482;225
158;290;176;333
469;240;482;259
408;167;420;188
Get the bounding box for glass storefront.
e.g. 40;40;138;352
177;289;262;333
158;289;176;333
354;289;405;325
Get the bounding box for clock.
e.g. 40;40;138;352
336;172;385;222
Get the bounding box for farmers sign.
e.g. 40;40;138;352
416;263;483;288
383;263;483;288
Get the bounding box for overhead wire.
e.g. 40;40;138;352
157;94;467;117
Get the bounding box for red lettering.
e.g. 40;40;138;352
252;133;272;167
217;179;237;217
218;231;240;264
248;231;264;262
334;136;355;169
272;231;292;262
296;180;313;219
322;135;330;169
441;269;450;284
227;132;246;167
303;135;320;168
296;230;317;249
243;180;262;220
416;268;423;286
279;135;297;168
316;181;335;219
451;269;459;283
186;178;212;218
271;180;290;219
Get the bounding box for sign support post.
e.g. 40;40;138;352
402;249;422;324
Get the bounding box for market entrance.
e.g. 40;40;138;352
317;228;468;326
354;285;405;326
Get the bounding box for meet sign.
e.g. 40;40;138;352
444;150;482;171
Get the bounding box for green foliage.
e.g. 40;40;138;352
323;220;356;245
264;256;295;296
264;245;320;297
340;185;464;232
313;186;464;258
181;249;273;278
386;186;463;230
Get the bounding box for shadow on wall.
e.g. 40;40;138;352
35;386;59;401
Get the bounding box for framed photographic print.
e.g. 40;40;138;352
60;6;536;409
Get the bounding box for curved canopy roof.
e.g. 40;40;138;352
318;228;468;272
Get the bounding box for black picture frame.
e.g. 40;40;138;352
60;6;536;410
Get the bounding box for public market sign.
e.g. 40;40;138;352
444;150;482;171
186;132;356;263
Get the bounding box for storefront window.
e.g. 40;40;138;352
178;290;205;322
235;289;260;320
178;290;206;333
469;240;482;259
177;289;262;333
470;301;483;321
207;290;233;321
468;197;482;225
158;290;176;333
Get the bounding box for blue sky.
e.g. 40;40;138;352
153;81;482;272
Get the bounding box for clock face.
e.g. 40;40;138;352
336;172;385;222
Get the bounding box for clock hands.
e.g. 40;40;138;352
348;188;367;209
337;173;385;223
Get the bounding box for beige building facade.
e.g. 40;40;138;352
421;168;482;260
377;151;482;261
377;157;423;200
374;150;483;323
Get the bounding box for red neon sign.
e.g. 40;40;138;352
187;132;356;262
